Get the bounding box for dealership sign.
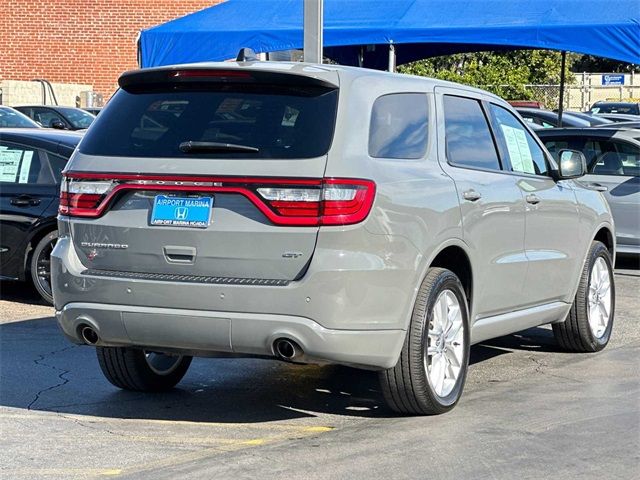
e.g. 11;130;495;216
601;74;625;85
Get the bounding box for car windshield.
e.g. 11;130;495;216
0;107;40;128
79;84;339;159
591;104;640;115
58;107;96;129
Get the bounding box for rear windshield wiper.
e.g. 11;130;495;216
179;141;259;154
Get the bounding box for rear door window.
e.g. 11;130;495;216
614;141;640;176
0;143;52;184
589;140;640;176
443;95;501;171
369;93;428;159
79;85;338;159
489;104;549;176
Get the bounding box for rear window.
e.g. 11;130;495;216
79;85;338;159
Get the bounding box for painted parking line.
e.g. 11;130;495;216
0;468;123;477
0;409;334;478
1;428;334;478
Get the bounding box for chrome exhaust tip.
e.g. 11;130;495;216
80;325;99;345
274;338;302;361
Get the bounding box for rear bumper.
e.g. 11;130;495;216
51;233;419;369
56;302;405;369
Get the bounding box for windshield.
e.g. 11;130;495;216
79;85;338;159
58;107;96;129
591;104;640;115
0;107;40;128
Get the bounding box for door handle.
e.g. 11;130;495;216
462;189;482;202
588;183;608;192
525;194;541;205
10;195;41;207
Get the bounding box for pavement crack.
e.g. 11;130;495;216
57;413;125;438
26;345;78;410
528;355;583;383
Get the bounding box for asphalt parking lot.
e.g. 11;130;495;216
1;257;638;480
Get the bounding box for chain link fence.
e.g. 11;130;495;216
526;84;640;110
481;82;640;111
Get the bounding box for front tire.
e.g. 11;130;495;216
379;267;470;415
552;241;614;352
30;230;57;305
96;347;192;391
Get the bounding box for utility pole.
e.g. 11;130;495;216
303;0;323;63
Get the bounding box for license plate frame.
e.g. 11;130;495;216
150;195;213;228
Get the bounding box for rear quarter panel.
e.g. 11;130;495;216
321;74;464;330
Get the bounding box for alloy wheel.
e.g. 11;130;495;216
588;256;612;339
35;238;57;298
424;290;465;397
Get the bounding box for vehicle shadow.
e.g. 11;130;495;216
0;316;565;423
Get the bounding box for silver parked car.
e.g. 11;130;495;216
537;127;640;255
52;63;615;415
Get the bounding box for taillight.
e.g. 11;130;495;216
255;179;375;225
59;174;375;226
59;177;115;217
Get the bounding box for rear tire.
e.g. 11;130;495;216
379;267;470;415
552;241;614;352
30;230;57;305
96;347;192;391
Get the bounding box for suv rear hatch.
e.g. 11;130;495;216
62;65;373;282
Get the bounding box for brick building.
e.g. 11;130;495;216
1;1;222;104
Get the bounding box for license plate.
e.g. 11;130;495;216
150;195;213;228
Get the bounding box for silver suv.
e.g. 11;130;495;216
52;63;616;415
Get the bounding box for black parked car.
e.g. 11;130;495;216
559;110;614;126
593;113;640;123
590;101;640;115
516;107;592;128
0;129;83;303
0;106;42;128
14;106;96;131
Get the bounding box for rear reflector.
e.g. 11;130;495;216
60;174;375;226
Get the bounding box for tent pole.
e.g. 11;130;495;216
388;43;396;72
303;0;323;63
558;50;567;127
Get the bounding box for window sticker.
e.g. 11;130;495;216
281;106;300;126
0;147;23;183
18;150;33;183
501;125;535;174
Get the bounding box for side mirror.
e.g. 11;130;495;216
556;149;586;179
50;120;66;130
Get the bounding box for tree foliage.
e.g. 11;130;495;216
399;50;576;99
572;55;640;73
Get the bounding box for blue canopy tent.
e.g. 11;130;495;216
139;0;640;69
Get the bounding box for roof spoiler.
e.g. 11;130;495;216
118;66;338;91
